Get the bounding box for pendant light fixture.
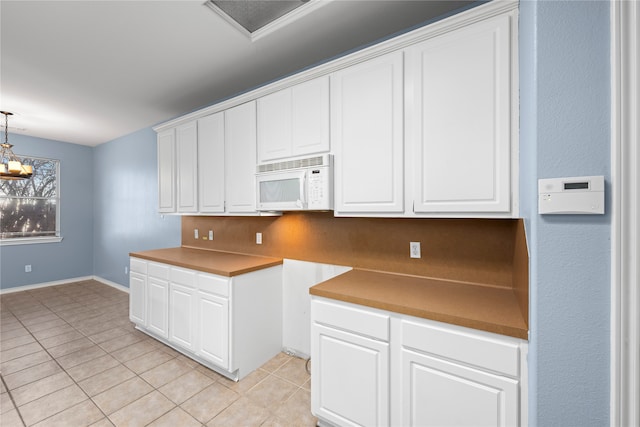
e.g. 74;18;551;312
0;111;33;180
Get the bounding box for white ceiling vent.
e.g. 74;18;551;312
204;0;329;41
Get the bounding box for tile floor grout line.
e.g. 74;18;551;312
1;372;28;427
1;289;116;426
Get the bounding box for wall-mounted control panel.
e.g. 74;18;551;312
538;175;605;214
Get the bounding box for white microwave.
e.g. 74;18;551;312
256;154;333;211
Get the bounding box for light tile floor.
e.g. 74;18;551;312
0;280;316;427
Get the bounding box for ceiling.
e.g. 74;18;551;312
0;0;475;147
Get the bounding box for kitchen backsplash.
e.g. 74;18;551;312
182;213;528;294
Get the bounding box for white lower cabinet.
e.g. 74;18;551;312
313;324;389;427
311;298;390;427
129;257;282;380
168;267;197;351
168;283;197;351
147;277;169;340
196;290;229;369
311;297;527;427
402;348;518;427
128;258;147;326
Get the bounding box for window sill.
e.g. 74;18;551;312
0;236;63;246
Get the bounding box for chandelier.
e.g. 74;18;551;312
1;111;33;180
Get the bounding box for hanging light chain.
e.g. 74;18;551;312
2;111;11;147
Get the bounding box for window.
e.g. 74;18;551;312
0;157;61;245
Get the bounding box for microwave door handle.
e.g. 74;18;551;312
299;172;307;208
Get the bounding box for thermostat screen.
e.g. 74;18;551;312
564;182;589;190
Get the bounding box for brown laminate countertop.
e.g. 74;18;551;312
129;247;282;277
310;269;528;340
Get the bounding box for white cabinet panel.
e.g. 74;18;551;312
157;129;176;213
407;14;513;213
313;297;389;341
257;76;330;163
292;76;330;157
402;319;521;378
332;51;404;214
257;89;291;162
196;291;229;368
169;282;197;351
225;101;257;213
312;323;389;427
176;121;199;213
129;272;146;326
198;113;225;213
402;348;519;427
147;277;169;339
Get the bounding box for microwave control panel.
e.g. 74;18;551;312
307;167;333;210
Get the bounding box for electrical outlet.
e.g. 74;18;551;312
25;264;32;273
125;266;129;275
410;242;421;259
208;230;213;240
194;229;199;239
256;232;263;245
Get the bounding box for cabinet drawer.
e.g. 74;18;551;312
170;266;197;287
130;258;147;274
401;319;520;378
148;262;170;280
312;298;389;342
197;273;229;297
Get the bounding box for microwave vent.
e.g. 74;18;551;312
257;155;327;173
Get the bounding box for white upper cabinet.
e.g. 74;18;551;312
257;76;330;163
332;51;404;214
157;129;176;213
154;0;518;218
197;113;225;213
406;13;515;215
225;101;258;213
291;76;330;157
176;121;199;213
257;89;291;162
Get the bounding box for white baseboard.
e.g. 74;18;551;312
0;276;94;294
0;275;129;295
92;276;129;293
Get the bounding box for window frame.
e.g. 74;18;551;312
0;155;62;246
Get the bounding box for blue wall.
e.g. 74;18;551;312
520;1;611;425
92;128;180;286
0;134;94;288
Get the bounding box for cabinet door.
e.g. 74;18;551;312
257;89;292;163
332;51;404;214
312;323;390;427
169;282;197;351
198;113;225;213
407;15;512;213
196;291;229;369
129;272;146;326
291;76;330;157
147;277;169;339
225;101;257;213
157;129;176;213
176;121;199;213
402;348;519;427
